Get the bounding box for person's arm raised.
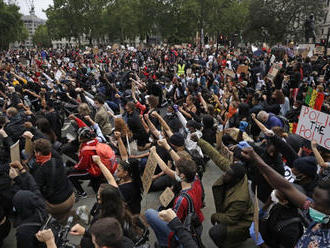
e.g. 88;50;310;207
151;111;173;138
241;147;307;208
144;114;160;139
114;131;128;162
251;113;269;134
150;146;175;179
92;155;118;188
311;140;328;169
157;139;180;163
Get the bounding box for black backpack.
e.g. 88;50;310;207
276;115;290;133
170;192;204;248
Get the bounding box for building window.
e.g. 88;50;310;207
328;0;330;7
322;29;324;34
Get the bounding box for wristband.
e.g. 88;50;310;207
167;148;173;153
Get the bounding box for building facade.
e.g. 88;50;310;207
21;7;45;47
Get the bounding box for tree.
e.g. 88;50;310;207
33;24;52;47
0;1;28;49
245;0;325;44
45;0;89;42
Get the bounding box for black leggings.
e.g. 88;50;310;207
67;169;103;194
209;223;227;248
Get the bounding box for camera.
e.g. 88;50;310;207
41;216;76;248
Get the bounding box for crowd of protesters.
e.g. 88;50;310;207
0;43;329;248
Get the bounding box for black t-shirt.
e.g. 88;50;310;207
119;182;142;215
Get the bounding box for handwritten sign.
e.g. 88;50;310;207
141;151;158;193
267;63;282;81
159;187;175;207
24;138;34;157
237;65;249;75
223;68;235;78
296;106;330;150
314;46;325;55
10;141;20;163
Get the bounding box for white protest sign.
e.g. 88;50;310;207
10;140;20;163
55;70;62;80
296;106;330;150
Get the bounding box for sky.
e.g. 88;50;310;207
15;0;53;19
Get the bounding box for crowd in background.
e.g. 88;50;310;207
0;43;329;248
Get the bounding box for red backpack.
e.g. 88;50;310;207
81;143;117;177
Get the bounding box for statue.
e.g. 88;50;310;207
304;14;316;43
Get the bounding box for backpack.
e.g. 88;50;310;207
276;115;290;133
81;143;117;177
170;192;204;248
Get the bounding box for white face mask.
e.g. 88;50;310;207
271;190;279;204
174;172;182;182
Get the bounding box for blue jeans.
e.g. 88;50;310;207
145;209;171;246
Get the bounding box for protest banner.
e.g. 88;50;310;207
159;187;175;207
223;68;235;78
296;106;330;150
10;141;20;163
142;151;158;193
237;65;249;75
327;48;330;56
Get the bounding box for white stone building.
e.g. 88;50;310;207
21;7;46;47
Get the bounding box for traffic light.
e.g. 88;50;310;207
321;39;326;45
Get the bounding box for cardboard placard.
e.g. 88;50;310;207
296;106;330;150
10;141;20;163
159;187;175;207
142;151;158;193
24;138;34;157
314;46;325;55
237;65;249;75
223;68;235;78
253;186;259;240
327;48;330;56
267;63;282;81
93;47;99;55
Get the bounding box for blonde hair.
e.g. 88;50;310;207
114;118;133;139
78;103;91;116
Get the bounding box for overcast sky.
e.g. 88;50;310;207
16;0;53;19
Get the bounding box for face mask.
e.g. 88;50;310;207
309;207;330;224
271;190;279;204
294;175;304;182
174;172;182;182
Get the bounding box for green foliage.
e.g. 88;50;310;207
0;0;27;49
33;24;52;47
245;0;325;44
43;0;326;45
